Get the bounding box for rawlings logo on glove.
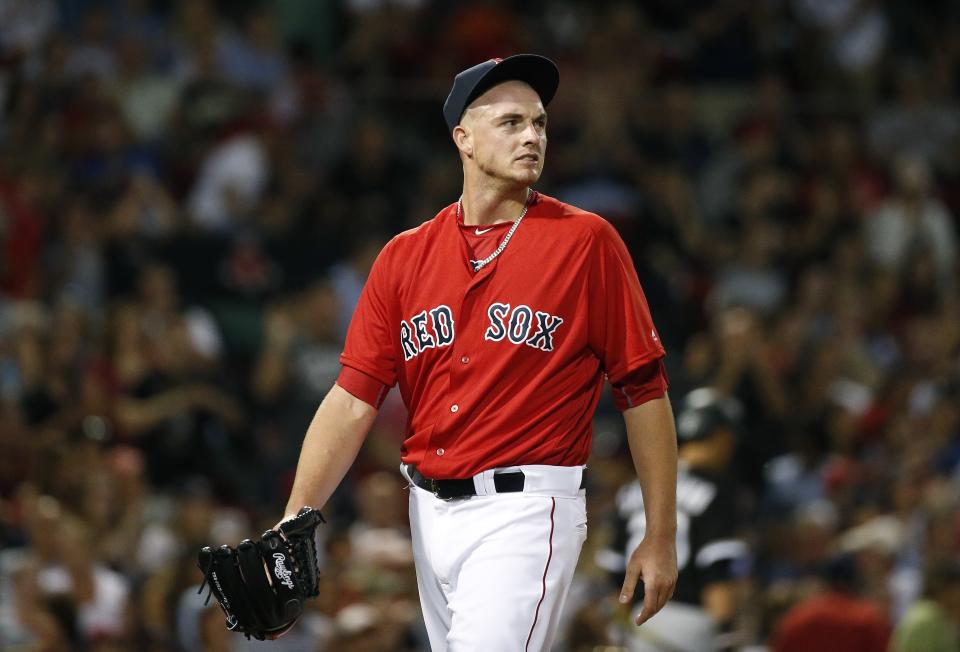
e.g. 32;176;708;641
197;507;325;640
273;553;295;590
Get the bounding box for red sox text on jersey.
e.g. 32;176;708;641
338;192;664;479
400;303;564;360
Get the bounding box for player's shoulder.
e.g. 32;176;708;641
533;192;624;241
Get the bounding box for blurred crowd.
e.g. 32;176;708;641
1;0;959;650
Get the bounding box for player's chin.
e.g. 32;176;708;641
510;165;542;185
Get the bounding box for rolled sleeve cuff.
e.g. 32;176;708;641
610;358;669;411
337;365;390;409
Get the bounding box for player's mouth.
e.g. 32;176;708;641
516;153;540;163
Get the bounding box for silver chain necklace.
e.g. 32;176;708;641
459;191;531;272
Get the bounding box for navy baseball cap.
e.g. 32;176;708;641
443;54;560;133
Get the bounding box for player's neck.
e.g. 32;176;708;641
459;181;530;227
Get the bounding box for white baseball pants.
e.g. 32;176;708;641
403;464;588;652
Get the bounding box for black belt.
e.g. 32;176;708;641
407;465;587;500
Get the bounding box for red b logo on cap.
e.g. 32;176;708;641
492;57;503;64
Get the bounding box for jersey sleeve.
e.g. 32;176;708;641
609;358;669;411
339;242;399;389
588;220;666;384
336;365;390;409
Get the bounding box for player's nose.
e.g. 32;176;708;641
521;122;543;147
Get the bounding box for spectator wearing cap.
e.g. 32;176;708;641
772;554;890;652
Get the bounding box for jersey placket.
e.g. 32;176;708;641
423;260;498;474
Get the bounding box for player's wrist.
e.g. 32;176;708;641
643;528;677;542
276;509;299;530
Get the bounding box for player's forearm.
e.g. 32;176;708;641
283;383;378;517
623;395;678;538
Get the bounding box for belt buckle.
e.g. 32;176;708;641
428;478;458;501
424;478;444;499
434;481;456;501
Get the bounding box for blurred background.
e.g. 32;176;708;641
0;0;959;650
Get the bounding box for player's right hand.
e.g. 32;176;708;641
620;533;678;626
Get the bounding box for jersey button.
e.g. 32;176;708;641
450;404;459;413
436;448;445;456
460;355;469;364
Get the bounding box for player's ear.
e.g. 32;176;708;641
453;125;473;158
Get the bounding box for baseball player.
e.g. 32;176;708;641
599;388;748;652
280;54;679;651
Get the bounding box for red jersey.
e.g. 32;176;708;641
338;192;666;478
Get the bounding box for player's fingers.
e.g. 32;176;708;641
662;576;677;605
619;562;642;604
635;578;660;626
637;573;677;625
